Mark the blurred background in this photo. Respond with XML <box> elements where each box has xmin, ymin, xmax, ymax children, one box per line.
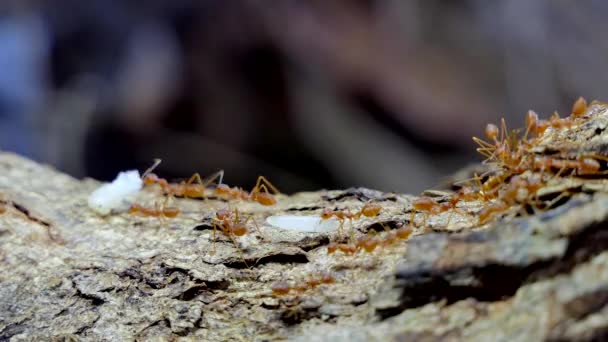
<box><xmin>0</xmin><ymin>0</ymin><xmax>602</xmax><ymax>194</ymax></box>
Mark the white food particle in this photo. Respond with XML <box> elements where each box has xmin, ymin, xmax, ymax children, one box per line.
<box><xmin>87</xmin><ymin>170</ymin><xmax>143</xmax><ymax>215</ymax></box>
<box><xmin>265</xmin><ymin>215</ymin><xmax>339</xmax><ymax>233</ymax></box>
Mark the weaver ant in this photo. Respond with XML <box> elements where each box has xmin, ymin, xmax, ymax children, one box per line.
<box><xmin>211</xmin><ymin>207</ymin><xmax>261</xmax><ymax>255</ymax></box>
<box><xmin>326</xmin><ymin>224</ymin><xmax>412</xmax><ymax>255</ymax></box>
<box><xmin>320</xmin><ymin>201</ymin><xmax>382</xmax><ymax>237</ymax></box>
<box><xmin>128</xmin><ymin>194</ymin><xmax>181</xmax><ymax>220</ymax></box>
<box><xmin>409</xmin><ymin>195</ymin><xmax>465</xmax><ymax>227</ymax></box>
<box><xmin>214</xmin><ymin>176</ymin><xmax>281</xmax><ymax>206</ymax></box>
<box><xmin>271</xmin><ymin>273</ymin><xmax>335</xmax><ymax>296</ymax></box>
<box><xmin>478</xmin><ymin>174</ymin><xmax>544</xmax><ymax>224</ymax></box>
<box><xmin>141</xmin><ymin>159</ymin><xmax>226</xmax><ymax>200</ymax></box>
<box><xmin>128</xmin><ymin>203</ymin><xmax>180</xmax><ymax>218</ymax></box>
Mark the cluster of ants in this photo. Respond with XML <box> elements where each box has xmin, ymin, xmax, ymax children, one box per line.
<box><xmin>409</xmin><ymin>96</ymin><xmax>607</xmax><ymax>229</ymax></box>
<box><xmin>127</xmin><ymin>161</ymin><xmax>395</xmax><ymax>297</ymax></box>
<box><xmin>129</xmin><ymin>97</ymin><xmax>606</xmax><ymax>299</ymax></box>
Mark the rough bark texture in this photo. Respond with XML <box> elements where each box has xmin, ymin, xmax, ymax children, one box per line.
<box><xmin>3</xmin><ymin>103</ymin><xmax>608</xmax><ymax>341</ymax></box>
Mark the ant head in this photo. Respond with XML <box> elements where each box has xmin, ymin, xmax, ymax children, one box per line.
<box><xmin>572</xmin><ymin>96</ymin><xmax>587</xmax><ymax>117</ymax></box>
<box><xmin>216</xmin><ymin>208</ymin><xmax>231</xmax><ymax>220</ymax></box>
<box><xmin>485</xmin><ymin>123</ymin><xmax>499</xmax><ymax>141</ymax></box>
<box><xmin>320</xmin><ymin>209</ymin><xmax>333</xmax><ymax>220</ymax></box>
<box><xmin>579</xmin><ymin>158</ymin><xmax>600</xmax><ymax>175</ymax></box>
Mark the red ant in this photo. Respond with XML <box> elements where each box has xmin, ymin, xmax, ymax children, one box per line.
<box><xmin>128</xmin><ymin>203</ymin><xmax>180</xmax><ymax>218</ymax></box>
<box><xmin>128</xmin><ymin>193</ymin><xmax>181</xmax><ymax>220</ymax></box>
<box><xmin>321</xmin><ymin>201</ymin><xmax>382</xmax><ymax>237</ymax></box>
<box><xmin>410</xmin><ymin>196</ymin><xmax>462</xmax><ymax>227</ymax></box>
<box><xmin>142</xmin><ymin>159</ymin><xmax>224</xmax><ymax>200</ymax></box>
<box><xmin>214</xmin><ymin>176</ymin><xmax>281</xmax><ymax>206</ymax></box>
<box><xmin>271</xmin><ymin>273</ymin><xmax>335</xmax><ymax>296</ymax></box>
<box><xmin>211</xmin><ymin>207</ymin><xmax>261</xmax><ymax>255</ymax></box>
<box><xmin>379</xmin><ymin>224</ymin><xmax>413</xmax><ymax>247</ymax></box>
<box><xmin>532</xmin><ymin>156</ymin><xmax>602</xmax><ymax>177</ymax></box>
<box><xmin>326</xmin><ymin>224</ymin><xmax>412</xmax><ymax>255</ymax></box>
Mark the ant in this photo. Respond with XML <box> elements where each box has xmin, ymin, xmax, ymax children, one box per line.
<box><xmin>271</xmin><ymin>273</ymin><xmax>335</xmax><ymax>296</ymax></box>
<box><xmin>128</xmin><ymin>203</ymin><xmax>180</xmax><ymax>218</ymax></box>
<box><xmin>214</xmin><ymin>176</ymin><xmax>281</xmax><ymax>206</ymax></box>
<box><xmin>321</xmin><ymin>201</ymin><xmax>382</xmax><ymax>237</ymax></box>
<box><xmin>572</xmin><ymin>96</ymin><xmax>588</xmax><ymax>117</ymax></box>
<box><xmin>128</xmin><ymin>194</ymin><xmax>181</xmax><ymax>220</ymax></box>
<box><xmin>478</xmin><ymin>174</ymin><xmax>544</xmax><ymax>224</ymax></box>
<box><xmin>410</xmin><ymin>196</ymin><xmax>463</xmax><ymax>227</ymax></box>
<box><xmin>326</xmin><ymin>224</ymin><xmax>412</xmax><ymax>255</ymax></box>
<box><xmin>379</xmin><ymin>224</ymin><xmax>413</xmax><ymax>247</ymax></box>
<box><xmin>211</xmin><ymin>207</ymin><xmax>261</xmax><ymax>255</ymax></box>
<box><xmin>249</xmin><ymin>176</ymin><xmax>281</xmax><ymax>206</ymax></box>
<box><xmin>327</xmin><ymin>242</ymin><xmax>357</xmax><ymax>255</ymax></box>
<box><xmin>141</xmin><ymin>159</ymin><xmax>225</xmax><ymax>200</ymax></box>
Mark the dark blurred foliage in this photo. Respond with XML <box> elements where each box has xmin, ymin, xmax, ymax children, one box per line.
<box><xmin>0</xmin><ymin>1</ymin><xmax>603</xmax><ymax>193</ymax></box>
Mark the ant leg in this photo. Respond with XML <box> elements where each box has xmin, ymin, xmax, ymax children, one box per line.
<box><xmin>233</xmin><ymin>207</ymin><xmax>240</xmax><ymax>225</ymax></box>
<box><xmin>337</xmin><ymin>219</ymin><xmax>345</xmax><ymax>239</ymax></box>
<box><xmin>380</xmin><ymin>222</ymin><xmax>391</xmax><ymax>233</ymax></box>
<box><xmin>543</xmin><ymin>191</ymin><xmax>571</xmax><ymax>211</ymax></box>
<box><xmin>243</xmin><ymin>214</ymin><xmax>265</xmax><ymax>239</ymax></box>
<box><xmin>202</xmin><ymin>170</ymin><xmax>225</xmax><ymax>187</ymax></box>
<box><xmin>226</xmin><ymin>231</ymin><xmax>249</xmax><ymax>269</ymax></box>
<box><xmin>253</xmin><ymin>176</ymin><xmax>281</xmax><ymax>194</ymax></box>
<box><xmin>211</xmin><ymin>221</ymin><xmax>219</xmax><ymax>255</ymax></box>
<box><xmin>409</xmin><ymin>210</ymin><xmax>416</xmax><ymax>228</ymax></box>
<box><xmin>155</xmin><ymin>199</ymin><xmax>165</xmax><ymax>227</ymax></box>
<box><xmin>446</xmin><ymin>208</ymin><xmax>456</xmax><ymax>227</ymax></box>
<box><xmin>186</xmin><ymin>173</ymin><xmax>204</xmax><ymax>186</ymax></box>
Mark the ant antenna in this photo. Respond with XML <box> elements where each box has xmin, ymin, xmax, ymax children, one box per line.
<box><xmin>142</xmin><ymin>159</ymin><xmax>162</xmax><ymax>179</ymax></box>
